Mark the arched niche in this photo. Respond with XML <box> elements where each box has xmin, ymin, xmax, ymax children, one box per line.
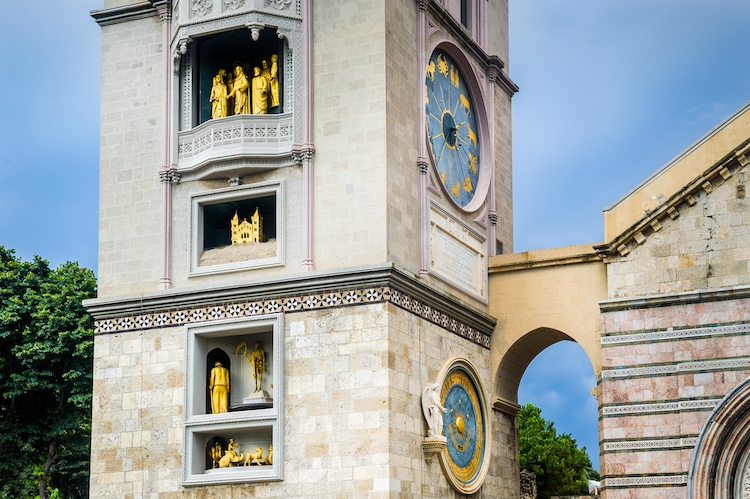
<box><xmin>205</xmin><ymin>348</ymin><xmax>231</xmax><ymax>414</ymax></box>
<box><xmin>688</xmin><ymin>376</ymin><xmax>750</xmax><ymax>499</ymax></box>
<box><xmin>205</xmin><ymin>436</ymin><xmax>229</xmax><ymax>470</ymax></box>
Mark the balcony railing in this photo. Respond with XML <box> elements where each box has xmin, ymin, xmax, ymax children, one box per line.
<box><xmin>177</xmin><ymin>113</ymin><xmax>294</xmax><ymax>173</ymax></box>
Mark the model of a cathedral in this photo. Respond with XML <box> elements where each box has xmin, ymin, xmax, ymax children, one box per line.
<box><xmin>231</xmin><ymin>209</ymin><xmax>265</xmax><ymax>245</ymax></box>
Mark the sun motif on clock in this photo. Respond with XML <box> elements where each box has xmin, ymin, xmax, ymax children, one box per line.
<box><xmin>425</xmin><ymin>49</ymin><xmax>480</xmax><ymax>209</ymax></box>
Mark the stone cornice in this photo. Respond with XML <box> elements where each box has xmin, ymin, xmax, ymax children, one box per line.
<box><xmin>426</xmin><ymin>2</ymin><xmax>518</xmax><ymax>96</ymax></box>
<box><xmin>91</xmin><ymin>2</ymin><xmax>157</xmax><ymax>26</ymax></box>
<box><xmin>599</xmin><ymin>285</ymin><xmax>750</xmax><ymax>312</ymax></box>
<box><xmin>488</xmin><ymin>244</ymin><xmax>602</xmax><ymax>273</ymax></box>
<box><xmin>84</xmin><ymin>263</ymin><xmax>496</xmax><ymax>347</ymax></box>
<box><xmin>595</xmin><ymin>138</ymin><xmax>750</xmax><ymax>259</ymax></box>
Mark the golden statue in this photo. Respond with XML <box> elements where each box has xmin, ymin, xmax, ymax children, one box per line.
<box><xmin>244</xmin><ymin>447</ymin><xmax>264</xmax><ymax>466</ymax></box>
<box><xmin>260</xmin><ymin>59</ymin><xmax>271</xmax><ymax>86</ymax></box>
<box><xmin>266</xmin><ymin>445</ymin><xmax>273</xmax><ymax>465</ymax></box>
<box><xmin>226</xmin><ymin>70</ymin><xmax>235</xmax><ymax>116</ymax></box>
<box><xmin>218</xmin><ymin>439</ymin><xmax>244</xmax><ymax>468</ymax></box>
<box><xmin>210</xmin><ymin>442</ymin><xmax>223</xmax><ymax>468</ymax></box>
<box><xmin>209</xmin><ymin>74</ymin><xmax>228</xmax><ymax>119</ymax></box>
<box><xmin>251</xmin><ymin>66</ymin><xmax>269</xmax><ymax>115</ymax></box>
<box><xmin>269</xmin><ymin>54</ymin><xmax>280</xmax><ymax>109</ymax></box>
<box><xmin>236</xmin><ymin>341</ymin><xmax>265</xmax><ymax>393</ymax></box>
<box><xmin>228</xmin><ymin>65</ymin><xmax>250</xmax><ymax>115</ymax></box>
<box><xmin>209</xmin><ymin>361</ymin><xmax>229</xmax><ymax>414</ymax></box>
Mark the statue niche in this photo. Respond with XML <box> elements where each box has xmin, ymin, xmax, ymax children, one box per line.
<box><xmin>197</xmin><ymin>28</ymin><xmax>283</xmax><ymax>125</ymax></box>
<box><xmin>206</xmin><ymin>349</ymin><xmax>231</xmax><ymax>414</ymax></box>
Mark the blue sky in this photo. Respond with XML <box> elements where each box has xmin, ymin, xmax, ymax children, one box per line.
<box><xmin>3</xmin><ymin>0</ymin><xmax>750</xmax><ymax>474</ymax></box>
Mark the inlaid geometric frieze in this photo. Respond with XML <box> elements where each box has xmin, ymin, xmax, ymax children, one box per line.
<box><xmin>600</xmin><ymin>398</ymin><xmax>721</xmax><ymax>417</ymax></box>
<box><xmin>602</xmin><ymin>322</ymin><xmax>750</xmax><ymax>347</ymax></box>
<box><xmin>604</xmin><ymin>474</ymin><xmax>687</xmax><ymax>488</ymax></box>
<box><xmin>601</xmin><ymin>357</ymin><xmax>750</xmax><ymax>380</ymax></box>
<box><xmin>93</xmin><ymin>284</ymin><xmax>492</xmax><ymax>348</ymax></box>
<box><xmin>602</xmin><ymin>436</ymin><xmax>698</xmax><ymax>453</ymax></box>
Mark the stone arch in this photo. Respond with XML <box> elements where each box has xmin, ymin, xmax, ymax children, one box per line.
<box><xmin>494</xmin><ymin>326</ymin><xmax>576</xmax><ymax>405</ymax></box>
<box><xmin>688</xmin><ymin>376</ymin><xmax>750</xmax><ymax>499</ymax></box>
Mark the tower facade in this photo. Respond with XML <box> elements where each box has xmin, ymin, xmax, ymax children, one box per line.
<box><xmin>87</xmin><ymin>0</ymin><xmax>517</xmax><ymax>497</ymax></box>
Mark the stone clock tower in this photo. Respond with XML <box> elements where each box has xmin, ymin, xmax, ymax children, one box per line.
<box><xmin>87</xmin><ymin>0</ymin><xmax>517</xmax><ymax>496</ymax></box>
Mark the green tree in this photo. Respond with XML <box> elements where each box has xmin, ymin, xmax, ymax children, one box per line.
<box><xmin>518</xmin><ymin>403</ymin><xmax>593</xmax><ymax>499</ymax></box>
<box><xmin>0</xmin><ymin>247</ymin><xmax>96</xmax><ymax>499</ymax></box>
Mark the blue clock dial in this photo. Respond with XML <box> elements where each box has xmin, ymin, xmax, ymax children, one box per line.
<box><xmin>425</xmin><ymin>49</ymin><xmax>480</xmax><ymax>208</ymax></box>
<box><xmin>441</xmin><ymin>366</ymin><xmax>486</xmax><ymax>486</ymax></box>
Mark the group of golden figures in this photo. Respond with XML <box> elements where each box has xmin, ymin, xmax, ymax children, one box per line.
<box><xmin>210</xmin><ymin>439</ymin><xmax>273</xmax><ymax>468</ymax></box>
<box><xmin>209</xmin><ymin>55</ymin><xmax>280</xmax><ymax>119</ymax></box>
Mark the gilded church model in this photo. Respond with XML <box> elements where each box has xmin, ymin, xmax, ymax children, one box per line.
<box><xmin>230</xmin><ymin>209</ymin><xmax>265</xmax><ymax>245</ymax></box>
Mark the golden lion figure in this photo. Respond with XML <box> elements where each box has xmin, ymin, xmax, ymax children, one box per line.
<box><xmin>244</xmin><ymin>447</ymin><xmax>264</xmax><ymax>466</ymax></box>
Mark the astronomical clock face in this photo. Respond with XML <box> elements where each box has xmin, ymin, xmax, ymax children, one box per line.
<box><xmin>441</xmin><ymin>365</ymin><xmax>487</xmax><ymax>490</ymax></box>
<box><xmin>425</xmin><ymin>49</ymin><xmax>480</xmax><ymax>209</ymax></box>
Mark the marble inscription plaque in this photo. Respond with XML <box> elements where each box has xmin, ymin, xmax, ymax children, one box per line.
<box><xmin>429</xmin><ymin>205</ymin><xmax>486</xmax><ymax>299</ymax></box>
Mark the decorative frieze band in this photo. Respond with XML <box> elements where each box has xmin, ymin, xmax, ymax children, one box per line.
<box><xmin>88</xmin><ymin>266</ymin><xmax>494</xmax><ymax>348</ymax></box>
<box><xmin>602</xmin><ymin>323</ymin><xmax>750</xmax><ymax>347</ymax></box>
<box><xmin>601</xmin><ymin>357</ymin><xmax>750</xmax><ymax>380</ymax></box>
<box><xmin>604</xmin><ymin>474</ymin><xmax>687</xmax><ymax>488</ymax></box>
<box><xmin>601</xmin><ymin>398</ymin><xmax>720</xmax><ymax>417</ymax></box>
<box><xmin>602</xmin><ymin>436</ymin><xmax>697</xmax><ymax>453</ymax></box>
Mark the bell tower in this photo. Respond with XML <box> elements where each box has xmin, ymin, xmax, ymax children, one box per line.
<box><xmin>88</xmin><ymin>0</ymin><xmax>517</xmax><ymax>496</ymax></box>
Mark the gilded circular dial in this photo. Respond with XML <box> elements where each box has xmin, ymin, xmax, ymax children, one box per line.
<box><xmin>441</xmin><ymin>366</ymin><xmax>486</xmax><ymax>488</ymax></box>
<box><xmin>425</xmin><ymin>49</ymin><xmax>480</xmax><ymax>209</ymax></box>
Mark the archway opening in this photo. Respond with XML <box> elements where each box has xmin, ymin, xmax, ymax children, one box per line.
<box><xmin>518</xmin><ymin>340</ymin><xmax>599</xmax><ymax>471</ymax></box>
<box><xmin>496</xmin><ymin>328</ymin><xmax>599</xmax><ymax>497</ymax></box>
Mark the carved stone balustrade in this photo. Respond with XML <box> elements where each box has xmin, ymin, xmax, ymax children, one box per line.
<box><xmin>177</xmin><ymin>114</ymin><xmax>294</xmax><ymax>176</ymax></box>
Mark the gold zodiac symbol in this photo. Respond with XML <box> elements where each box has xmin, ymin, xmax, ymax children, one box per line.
<box><xmin>463</xmin><ymin>176</ymin><xmax>473</xmax><ymax>193</ymax></box>
<box><xmin>468</xmin><ymin>152</ymin><xmax>477</xmax><ymax>174</ymax></box>
<box><xmin>426</xmin><ymin>61</ymin><xmax>436</xmax><ymax>81</ymax></box>
<box><xmin>437</xmin><ymin>54</ymin><xmax>449</xmax><ymax>77</ymax></box>
<box><xmin>450</xmin><ymin>65</ymin><xmax>460</xmax><ymax>88</ymax></box>
<box><xmin>467</xmin><ymin>124</ymin><xmax>477</xmax><ymax>148</ymax></box>
<box><xmin>451</xmin><ymin>182</ymin><xmax>460</xmax><ymax>197</ymax></box>
<box><xmin>459</xmin><ymin>93</ymin><xmax>470</xmax><ymax>114</ymax></box>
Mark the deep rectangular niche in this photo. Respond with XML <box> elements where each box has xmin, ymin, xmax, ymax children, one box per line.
<box><xmin>191</xmin><ymin>28</ymin><xmax>284</xmax><ymax>127</ymax></box>
<box><xmin>191</xmin><ymin>181</ymin><xmax>284</xmax><ymax>276</ymax></box>
<box><xmin>183</xmin><ymin>315</ymin><xmax>284</xmax><ymax>486</ymax></box>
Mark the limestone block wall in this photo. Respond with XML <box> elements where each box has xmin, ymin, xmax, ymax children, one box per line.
<box><xmin>486</xmin><ymin>0</ymin><xmax>510</xmax><ymax>70</ymax></box>
<box><xmin>98</xmin><ymin>15</ymin><xmax>164</xmax><ymax>297</ymax></box>
<box><xmin>493</xmin><ymin>82</ymin><xmax>513</xmax><ymax>254</ymax></box>
<box><xmin>607</xmin><ymin>164</ymin><xmax>750</xmax><ymax>299</ymax></box>
<box><xmin>384</xmin><ymin>0</ymin><xmax>420</xmax><ymax>272</ymax></box>
<box><xmin>312</xmin><ymin>0</ymin><xmax>389</xmax><ymax>271</ymax></box>
<box><xmin>90</xmin><ymin>297</ymin><xmax>510</xmax><ymax>498</ymax></box>
<box><xmin>599</xmin><ymin>296</ymin><xmax>750</xmax><ymax>498</ymax></box>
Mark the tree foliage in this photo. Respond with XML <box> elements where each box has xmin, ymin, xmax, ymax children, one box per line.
<box><xmin>0</xmin><ymin>247</ymin><xmax>96</xmax><ymax>499</ymax></box>
<box><xmin>518</xmin><ymin>403</ymin><xmax>593</xmax><ymax>499</ymax></box>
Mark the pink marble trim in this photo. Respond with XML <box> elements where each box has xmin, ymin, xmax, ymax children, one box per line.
<box><xmin>300</xmin><ymin>0</ymin><xmax>314</xmax><ymax>272</ymax></box>
<box><xmin>157</xmin><ymin>4</ymin><xmax>174</xmax><ymax>290</ymax></box>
